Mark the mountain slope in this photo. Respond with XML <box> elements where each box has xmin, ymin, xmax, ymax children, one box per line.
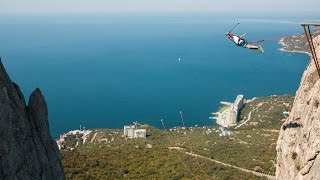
<box><xmin>276</xmin><ymin>36</ymin><xmax>320</xmax><ymax>179</ymax></box>
<box><xmin>0</xmin><ymin>58</ymin><xmax>65</xmax><ymax>180</ymax></box>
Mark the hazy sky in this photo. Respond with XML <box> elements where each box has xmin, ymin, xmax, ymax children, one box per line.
<box><xmin>0</xmin><ymin>0</ymin><xmax>319</xmax><ymax>13</ymax></box>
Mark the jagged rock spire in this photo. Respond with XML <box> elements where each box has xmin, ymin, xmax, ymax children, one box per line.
<box><xmin>0</xmin><ymin>58</ymin><xmax>65</xmax><ymax>180</ymax></box>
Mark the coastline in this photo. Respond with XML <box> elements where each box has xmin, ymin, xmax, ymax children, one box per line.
<box><xmin>278</xmin><ymin>29</ymin><xmax>320</xmax><ymax>56</ymax></box>
<box><xmin>278</xmin><ymin>38</ymin><xmax>310</xmax><ymax>56</ymax></box>
<box><xmin>55</xmin><ymin>34</ymin><xmax>308</xmax><ymax>139</ymax></box>
<box><xmin>60</xmin><ymin>95</ymin><xmax>294</xmax><ymax>178</ymax></box>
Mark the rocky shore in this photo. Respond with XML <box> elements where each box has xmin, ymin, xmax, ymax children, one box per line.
<box><xmin>278</xmin><ymin>29</ymin><xmax>320</xmax><ymax>55</ymax></box>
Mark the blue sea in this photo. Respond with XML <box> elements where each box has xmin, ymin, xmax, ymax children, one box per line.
<box><xmin>0</xmin><ymin>13</ymin><xmax>312</xmax><ymax>138</ymax></box>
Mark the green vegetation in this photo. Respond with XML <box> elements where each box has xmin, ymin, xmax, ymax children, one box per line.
<box><xmin>218</xmin><ymin>105</ymin><xmax>229</xmax><ymax>113</ymax></box>
<box><xmin>61</xmin><ymin>95</ymin><xmax>294</xmax><ymax>179</ymax></box>
<box><xmin>239</xmin><ymin>95</ymin><xmax>294</xmax><ymax>130</ymax></box>
<box><xmin>281</xmin><ymin>29</ymin><xmax>320</xmax><ymax>53</ymax></box>
<box><xmin>61</xmin><ymin>127</ymin><xmax>264</xmax><ymax>179</ymax></box>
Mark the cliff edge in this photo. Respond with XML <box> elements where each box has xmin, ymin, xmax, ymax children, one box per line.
<box><xmin>0</xmin><ymin>58</ymin><xmax>65</xmax><ymax>179</ymax></box>
<box><xmin>276</xmin><ymin>36</ymin><xmax>320</xmax><ymax>179</ymax></box>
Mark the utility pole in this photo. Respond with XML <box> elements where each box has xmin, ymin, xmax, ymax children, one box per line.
<box><xmin>180</xmin><ymin>111</ymin><xmax>186</xmax><ymax>128</ymax></box>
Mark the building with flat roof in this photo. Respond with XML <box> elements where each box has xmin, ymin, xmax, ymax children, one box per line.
<box><xmin>124</xmin><ymin>125</ymin><xmax>136</xmax><ymax>138</ymax></box>
<box><xmin>134</xmin><ymin>129</ymin><xmax>147</xmax><ymax>138</ymax></box>
<box><xmin>211</xmin><ymin>94</ymin><xmax>245</xmax><ymax>127</ymax></box>
<box><xmin>124</xmin><ymin>123</ymin><xmax>147</xmax><ymax>138</ymax></box>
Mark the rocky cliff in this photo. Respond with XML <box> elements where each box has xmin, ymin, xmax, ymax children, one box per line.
<box><xmin>276</xmin><ymin>36</ymin><xmax>320</xmax><ymax>179</ymax></box>
<box><xmin>0</xmin><ymin>58</ymin><xmax>65</xmax><ymax>180</ymax></box>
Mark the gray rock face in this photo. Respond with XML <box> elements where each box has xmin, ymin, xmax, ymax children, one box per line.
<box><xmin>276</xmin><ymin>37</ymin><xmax>320</xmax><ymax>179</ymax></box>
<box><xmin>0</xmin><ymin>58</ymin><xmax>65</xmax><ymax>180</ymax></box>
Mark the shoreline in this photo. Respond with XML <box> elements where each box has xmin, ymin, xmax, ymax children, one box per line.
<box><xmin>55</xmin><ymin>36</ymin><xmax>305</xmax><ymax>140</ymax></box>
<box><xmin>278</xmin><ymin>37</ymin><xmax>310</xmax><ymax>56</ymax></box>
<box><xmin>278</xmin><ymin>48</ymin><xmax>310</xmax><ymax>56</ymax></box>
<box><xmin>56</xmin><ymin>94</ymin><xmax>294</xmax><ymax>140</ymax></box>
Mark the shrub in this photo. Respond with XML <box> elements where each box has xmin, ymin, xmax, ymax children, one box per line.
<box><xmin>291</xmin><ymin>152</ymin><xmax>298</xmax><ymax>160</ymax></box>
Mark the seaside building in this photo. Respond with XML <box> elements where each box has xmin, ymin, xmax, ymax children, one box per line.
<box><xmin>123</xmin><ymin>123</ymin><xmax>147</xmax><ymax>138</ymax></box>
<box><xmin>134</xmin><ymin>129</ymin><xmax>147</xmax><ymax>138</ymax></box>
<box><xmin>124</xmin><ymin>125</ymin><xmax>136</xmax><ymax>138</ymax></box>
<box><xmin>211</xmin><ymin>94</ymin><xmax>245</xmax><ymax>127</ymax></box>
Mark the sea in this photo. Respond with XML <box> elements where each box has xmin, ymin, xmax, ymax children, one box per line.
<box><xmin>0</xmin><ymin>12</ymin><xmax>315</xmax><ymax>138</ymax></box>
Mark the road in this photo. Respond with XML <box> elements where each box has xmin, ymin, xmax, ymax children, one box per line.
<box><xmin>168</xmin><ymin>147</ymin><xmax>276</xmax><ymax>180</ymax></box>
<box><xmin>235</xmin><ymin>102</ymin><xmax>265</xmax><ymax>129</ymax></box>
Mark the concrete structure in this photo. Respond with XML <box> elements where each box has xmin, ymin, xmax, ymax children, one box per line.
<box><xmin>219</xmin><ymin>130</ymin><xmax>234</xmax><ymax>136</ymax></box>
<box><xmin>124</xmin><ymin>125</ymin><xmax>135</xmax><ymax>138</ymax></box>
<box><xmin>134</xmin><ymin>129</ymin><xmax>147</xmax><ymax>138</ymax></box>
<box><xmin>211</xmin><ymin>94</ymin><xmax>245</xmax><ymax>127</ymax></box>
<box><xmin>123</xmin><ymin>124</ymin><xmax>147</xmax><ymax>138</ymax></box>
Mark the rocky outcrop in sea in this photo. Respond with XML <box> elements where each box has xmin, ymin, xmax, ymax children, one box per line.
<box><xmin>0</xmin><ymin>58</ymin><xmax>65</xmax><ymax>180</ymax></box>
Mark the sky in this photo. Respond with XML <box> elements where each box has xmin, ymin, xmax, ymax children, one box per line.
<box><xmin>0</xmin><ymin>0</ymin><xmax>319</xmax><ymax>14</ymax></box>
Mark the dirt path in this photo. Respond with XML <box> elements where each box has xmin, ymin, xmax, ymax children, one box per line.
<box><xmin>235</xmin><ymin>102</ymin><xmax>265</xmax><ymax>129</ymax></box>
<box><xmin>168</xmin><ymin>147</ymin><xmax>275</xmax><ymax>180</ymax></box>
<box><xmin>90</xmin><ymin>132</ymin><xmax>98</xmax><ymax>143</ymax></box>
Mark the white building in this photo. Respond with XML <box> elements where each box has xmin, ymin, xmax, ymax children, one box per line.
<box><xmin>124</xmin><ymin>125</ymin><xmax>136</xmax><ymax>138</ymax></box>
<box><xmin>134</xmin><ymin>129</ymin><xmax>147</xmax><ymax>138</ymax></box>
<box><xmin>124</xmin><ymin>124</ymin><xmax>147</xmax><ymax>138</ymax></box>
<box><xmin>211</xmin><ymin>94</ymin><xmax>245</xmax><ymax>127</ymax></box>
